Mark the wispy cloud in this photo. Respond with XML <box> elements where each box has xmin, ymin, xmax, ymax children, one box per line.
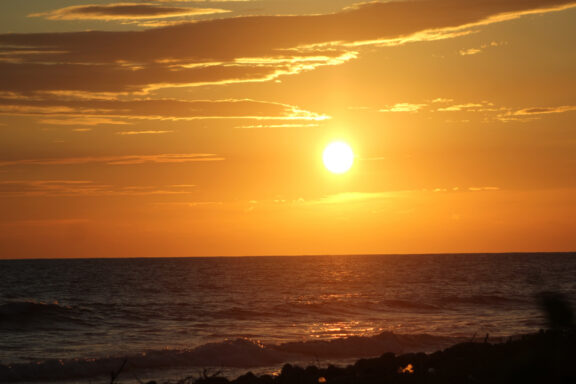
<box><xmin>377</xmin><ymin>100</ymin><xmax>498</xmax><ymax>114</ymax></box>
<box><xmin>0</xmin><ymin>154</ymin><xmax>224</xmax><ymax>167</ymax></box>
<box><xmin>436</xmin><ymin>102</ymin><xmax>498</xmax><ymax>112</ymax></box>
<box><xmin>247</xmin><ymin>187</ymin><xmax>504</xmax><ymax>208</ymax></box>
<box><xmin>0</xmin><ymin>50</ymin><xmax>356</xmax><ymax>94</ymax></box>
<box><xmin>459</xmin><ymin>48</ymin><xmax>482</xmax><ymax>56</ymax></box>
<box><xmin>116</xmin><ymin>130</ymin><xmax>174</xmax><ymax>135</ymax></box>
<box><xmin>0</xmin><ymin>180</ymin><xmax>198</xmax><ymax>197</ymax></box>
<box><xmin>235</xmin><ymin>123</ymin><xmax>320</xmax><ymax>129</ymax></box>
<box><xmin>4</xmin><ymin>218</ymin><xmax>93</xmax><ymax>227</ymax></box>
<box><xmin>38</xmin><ymin>117</ymin><xmax>131</xmax><ymax>126</ymax></box>
<box><xmin>510</xmin><ymin>105</ymin><xmax>576</xmax><ymax>116</ymax></box>
<box><xmin>459</xmin><ymin>41</ymin><xmax>506</xmax><ymax>56</ymax></box>
<box><xmin>497</xmin><ymin>105</ymin><xmax>576</xmax><ymax>122</ymax></box>
<box><xmin>1</xmin><ymin>0</ymin><xmax>573</xmax><ymax>97</ymax></box>
<box><xmin>304</xmin><ymin>192</ymin><xmax>395</xmax><ymax>205</ymax></box>
<box><xmin>375</xmin><ymin>98</ymin><xmax>576</xmax><ymax>123</ymax></box>
<box><xmin>379</xmin><ymin>103</ymin><xmax>427</xmax><ymax>113</ymax></box>
<box><xmin>0</xmin><ymin>97</ymin><xmax>329</xmax><ymax>122</ymax></box>
<box><xmin>30</xmin><ymin>3</ymin><xmax>229</xmax><ymax>21</ymax></box>
<box><xmin>153</xmin><ymin>201</ymin><xmax>225</xmax><ymax>209</ymax></box>
<box><xmin>467</xmin><ymin>186</ymin><xmax>500</xmax><ymax>191</ymax></box>
<box><xmin>149</xmin><ymin>0</ymin><xmax>250</xmax><ymax>2</ymax></box>
<box><xmin>300</xmin><ymin>188</ymin><xmax>498</xmax><ymax>206</ymax></box>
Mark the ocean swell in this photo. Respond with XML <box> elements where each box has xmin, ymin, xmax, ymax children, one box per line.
<box><xmin>0</xmin><ymin>300</ymin><xmax>88</xmax><ymax>329</ymax></box>
<box><xmin>0</xmin><ymin>332</ymin><xmax>465</xmax><ymax>382</ymax></box>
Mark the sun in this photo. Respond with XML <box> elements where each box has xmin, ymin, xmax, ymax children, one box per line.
<box><xmin>323</xmin><ymin>141</ymin><xmax>354</xmax><ymax>174</ymax></box>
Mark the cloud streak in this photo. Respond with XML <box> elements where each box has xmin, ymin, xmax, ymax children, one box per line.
<box><xmin>379</xmin><ymin>103</ymin><xmax>426</xmax><ymax>113</ymax></box>
<box><xmin>0</xmin><ymin>154</ymin><xmax>224</xmax><ymax>167</ymax></box>
<box><xmin>116</xmin><ymin>130</ymin><xmax>174</xmax><ymax>135</ymax></box>
<box><xmin>235</xmin><ymin>123</ymin><xmax>320</xmax><ymax>129</ymax></box>
<box><xmin>1</xmin><ymin>0</ymin><xmax>574</xmax><ymax>97</ymax></box>
<box><xmin>30</xmin><ymin>3</ymin><xmax>229</xmax><ymax>21</ymax></box>
<box><xmin>0</xmin><ymin>97</ymin><xmax>328</xmax><ymax>122</ymax></box>
<box><xmin>38</xmin><ymin>117</ymin><xmax>131</xmax><ymax>126</ymax></box>
<box><xmin>498</xmin><ymin>105</ymin><xmax>576</xmax><ymax>122</ymax></box>
<box><xmin>376</xmin><ymin>99</ymin><xmax>576</xmax><ymax>123</ymax></box>
<box><xmin>149</xmin><ymin>0</ymin><xmax>250</xmax><ymax>2</ymax></box>
<box><xmin>459</xmin><ymin>41</ymin><xmax>505</xmax><ymax>56</ymax></box>
<box><xmin>0</xmin><ymin>180</ymin><xmax>198</xmax><ymax>197</ymax></box>
<box><xmin>511</xmin><ymin>105</ymin><xmax>576</xmax><ymax>116</ymax></box>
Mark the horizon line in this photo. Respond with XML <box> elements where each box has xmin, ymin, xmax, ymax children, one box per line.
<box><xmin>1</xmin><ymin>251</ymin><xmax>575</xmax><ymax>261</ymax></box>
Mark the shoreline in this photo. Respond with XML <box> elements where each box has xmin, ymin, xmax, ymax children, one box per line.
<box><xmin>2</xmin><ymin>330</ymin><xmax>574</xmax><ymax>383</ymax></box>
<box><xmin>195</xmin><ymin>330</ymin><xmax>576</xmax><ymax>384</ymax></box>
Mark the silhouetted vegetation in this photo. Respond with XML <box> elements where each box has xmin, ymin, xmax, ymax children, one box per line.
<box><xmin>539</xmin><ymin>291</ymin><xmax>575</xmax><ymax>331</ymax></box>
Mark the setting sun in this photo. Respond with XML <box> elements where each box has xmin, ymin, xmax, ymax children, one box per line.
<box><xmin>323</xmin><ymin>141</ymin><xmax>354</xmax><ymax>174</ymax></box>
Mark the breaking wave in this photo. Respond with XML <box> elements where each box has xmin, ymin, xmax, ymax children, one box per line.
<box><xmin>441</xmin><ymin>294</ymin><xmax>528</xmax><ymax>307</ymax></box>
<box><xmin>0</xmin><ymin>331</ymin><xmax>466</xmax><ymax>382</ymax></box>
<box><xmin>0</xmin><ymin>300</ymin><xmax>89</xmax><ymax>329</ymax></box>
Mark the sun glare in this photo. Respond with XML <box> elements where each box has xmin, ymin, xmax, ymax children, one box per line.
<box><xmin>323</xmin><ymin>141</ymin><xmax>354</xmax><ymax>174</ymax></box>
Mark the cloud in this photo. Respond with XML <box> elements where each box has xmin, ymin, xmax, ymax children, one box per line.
<box><xmin>305</xmin><ymin>192</ymin><xmax>395</xmax><ymax>205</ymax></box>
<box><xmin>313</xmin><ymin>187</ymin><xmax>501</xmax><ymax>203</ymax></box>
<box><xmin>116</xmin><ymin>130</ymin><xmax>174</xmax><ymax>135</ymax></box>
<box><xmin>377</xmin><ymin>100</ymin><xmax>499</xmax><ymax>114</ymax></box>
<box><xmin>153</xmin><ymin>201</ymin><xmax>225</xmax><ymax>209</ymax></box>
<box><xmin>38</xmin><ymin>117</ymin><xmax>131</xmax><ymax>126</ymax></box>
<box><xmin>432</xmin><ymin>98</ymin><xmax>454</xmax><ymax>103</ymax></box>
<box><xmin>241</xmin><ymin>187</ymin><xmax>505</xmax><ymax>210</ymax></box>
<box><xmin>1</xmin><ymin>0</ymin><xmax>574</xmax><ymax>96</ymax></box>
<box><xmin>0</xmin><ymin>154</ymin><xmax>224</xmax><ymax>167</ymax></box>
<box><xmin>0</xmin><ymin>97</ymin><xmax>328</xmax><ymax>122</ymax></box>
<box><xmin>379</xmin><ymin>103</ymin><xmax>426</xmax><ymax>113</ymax></box>
<box><xmin>459</xmin><ymin>48</ymin><xmax>482</xmax><ymax>56</ymax></box>
<box><xmin>149</xmin><ymin>0</ymin><xmax>250</xmax><ymax>2</ymax></box>
<box><xmin>235</xmin><ymin>123</ymin><xmax>321</xmax><ymax>129</ymax></box>
<box><xmin>436</xmin><ymin>102</ymin><xmax>498</xmax><ymax>112</ymax></box>
<box><xmin>511</xmin><ymin>105</ymin><xmax>576</xmax><ymax>116</ymax></box>
<box><xmin>369</xmin><ymin>98</ymin><xmax>576</xmax><ymax>123</ymax></box>
<box><xmin>467</xmin><ymin>186</ymin><xmax>500</xmax><ymax>191</ymax></box>
<box><xmin>459</xmin><ymin>41</ymin><xmax>506</xmax><ymax>56</ymax></box>
<box><xmin>0</xmin><ymin>52</ymin><xmax>355</xmax><ymax>94</ymax></box>
<box><xmin>30</xmin><ymin>3</ymin><xmax>229</xmax><ymax>21</ymax></box>
<box><xmin>5</xmin><ymin>219</ymin><xmax>93</xmax><ymax>226</ymax></box>
<box><xmin>0</xmin><ymin>180</ymin><xmax>198</xmax><ymax>197</ymax></box>
<box><xmin>497</xmin><ymin>105</ymin><xmax>576</xmax><ymax>122</ymax></box>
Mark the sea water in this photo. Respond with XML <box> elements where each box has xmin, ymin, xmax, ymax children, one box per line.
<box><xmin>1</xmin><ymin>253</ymin><xmax>575</xmax><ymax>382</ymax></box>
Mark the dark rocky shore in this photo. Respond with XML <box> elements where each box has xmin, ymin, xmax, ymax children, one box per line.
<box><xmin>182</xmin><ymin>291</ymin><xmax>576</xmax><ymax>384</ymax></box>
<box><xmin>191</xmin><ymin>330</ymin><xmax>576</xmax><ymax>384</ymax></box>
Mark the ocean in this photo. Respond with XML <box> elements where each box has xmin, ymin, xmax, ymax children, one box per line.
<box><xmin>1</xmin><ymin>253</ymin><xmax>575</xmax><ymax>383</ymax></box>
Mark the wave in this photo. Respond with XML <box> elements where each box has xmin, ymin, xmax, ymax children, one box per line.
<box><xmin>441</xmin><ymin>295</ymin><xmax>528</xmax><ymax>307</ymax></box>
<box><xmin>271</xmin><ymin>294</ymin><xmax>524</xmax><ymax>316</ymax></box>
<box><xmin>277</xmin><ymin>331</ymin><xmax>464</xmax><ymax>357</ymax></box>
<box><xmin>207</xmin><ymin>295</ymin><xmax>521</xmax><ymax>323</ymax></box>
<box><xmin>381</xmin><ymin>299</ymin><xmax>441</xmax><ymax>311</ymax></box>
<box><xmin>270</xmin><ymin>300</ymin><xmax>410</xmax><ymax>317</ymax></box>
<box><xmin>0</xmin><ymin>294</ymin><xmax>527</xmax><ymax>332</ymax></box>
<box><xmin>0</xmin><ymin>332</ymin><xmax>466</xmax><ymax>382</ymax></box>
<box><xmin>0</xmin><ymin>300</ymin><xmax>88</xmax><ymax>329</ymax></box>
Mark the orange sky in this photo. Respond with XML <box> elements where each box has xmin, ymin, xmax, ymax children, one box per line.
<box><xmin>1</xmin><ymin>0</ymin><xmax>575</xmax><ymax>258</ymax></box>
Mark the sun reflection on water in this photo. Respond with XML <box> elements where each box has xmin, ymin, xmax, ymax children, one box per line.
<box><xmin>307</xmin><ymin>321</ymin><xmax>382</xmax><ymax>339</ymax></box>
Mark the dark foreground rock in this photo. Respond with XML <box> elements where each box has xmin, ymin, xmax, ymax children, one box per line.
<box><xmin>193</xmin><ymin>330</ymin><xmax>576</xmax><ymax>384</ymax></box>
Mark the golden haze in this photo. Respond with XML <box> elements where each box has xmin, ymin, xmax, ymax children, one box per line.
<box><xmin>0</xmin><ymin>0</ymin><xmax>575</xmax><ymax>257</ymax></box>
